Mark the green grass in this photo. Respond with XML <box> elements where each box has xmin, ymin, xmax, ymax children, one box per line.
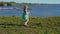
<box><xmin>0</xmin><ymin>16</ymin><xmax>60</xmax><ymax>34</ymax></box>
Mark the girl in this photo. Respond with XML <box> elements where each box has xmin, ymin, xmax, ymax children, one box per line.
<box><xmin>14</xmin><ymin>5</ymin><xmax>31</xmax><ymax>26</ymax></box>
<box><xmin>23</xmin><ymin>5</ymin><xmax>30</xmax><ymax>26</ymax></box>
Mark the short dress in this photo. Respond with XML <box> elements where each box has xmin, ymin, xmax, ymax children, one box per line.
<box><xmin>22</xmin><ymin>13</ymin><xmax>28</xmax><ymax>20</ymax></box>
<box><xmin>22</xmin><ymin>9</ymin><xmax>29</xmax><ymax>20</ymax></box>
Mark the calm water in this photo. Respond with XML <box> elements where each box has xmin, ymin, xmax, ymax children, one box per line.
<box><xmin>0</xmin><ymin>4</ymin><xmax>60</xmax><ymax>17</ymax></box>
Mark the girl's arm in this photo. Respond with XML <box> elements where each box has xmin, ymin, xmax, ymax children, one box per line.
<box><xmin>28</xmin><ymin>8</ymin><xmax>32</xmax><ymax>10</ymax></box>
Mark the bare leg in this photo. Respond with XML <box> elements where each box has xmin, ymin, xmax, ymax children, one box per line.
<box><xmin>24</xmin><ymin>19</ymin><xmax>29</xmax><ymax>26</ymax></box>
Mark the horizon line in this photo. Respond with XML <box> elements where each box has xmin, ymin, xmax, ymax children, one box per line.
<box><xmin>0</xmin><ymin>1</ymin><xmax>60</xmax><ymax>4</ymax></box>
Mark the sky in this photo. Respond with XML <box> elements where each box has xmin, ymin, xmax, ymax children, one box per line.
<box><xmin>0</xmin><ymin>0</ymin><xmax>60</xmax><ymax>4</ymax></box>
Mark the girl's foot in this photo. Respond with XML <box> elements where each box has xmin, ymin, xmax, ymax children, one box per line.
<box><xmin>24</xmin><ymin>24</ymin><xmax>27</xmax><ymax>27</ymax></box>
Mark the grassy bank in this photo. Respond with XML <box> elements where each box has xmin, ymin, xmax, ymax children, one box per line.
<box><xmin>0</xmin><ymin>16</ymin><xmax>60</xmax><ymax>34</ymax></box>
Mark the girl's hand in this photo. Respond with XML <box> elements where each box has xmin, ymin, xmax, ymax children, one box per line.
<box><xmin>28</xmin><ymin>8</ymin><xmax>32</xmax><ymax>10</ymax></box>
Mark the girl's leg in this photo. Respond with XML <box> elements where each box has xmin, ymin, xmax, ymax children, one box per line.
<box><xmin>24</xmin><ymin>18</ymin><xmax>29</xmax><ymax>26</ymax></box>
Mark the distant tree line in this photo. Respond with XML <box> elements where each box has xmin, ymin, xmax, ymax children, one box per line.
<box><xmin>0</xmin><ymin>2</ymin><xmax>33</xmax><ymax>6</ymax></box>
<box><xmin>0</xmin><ymin>2</ymin><xmax>18</xmax><ymax>6</ymax></box>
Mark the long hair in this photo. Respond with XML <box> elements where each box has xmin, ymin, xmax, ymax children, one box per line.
<box><xmin>23</xmin><ymin>5</ymin><xmax>28</xmax><ymax>13</ymax></box>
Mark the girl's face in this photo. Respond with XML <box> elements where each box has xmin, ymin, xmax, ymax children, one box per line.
<box><xmin>24</xmin><ymin>5</ymin><xmax>28</xmax><ymax>8</ymax></box>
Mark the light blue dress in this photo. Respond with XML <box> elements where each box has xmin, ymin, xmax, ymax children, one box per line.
<box><xmin>22</xmin><ymin>13</ymin><xmax>28</xmax><ymax>20</ymax></box>
<box><xmin>22</xmin><ymin>9</ymin><xmax>29</xmax><ymax>20</ymax></box>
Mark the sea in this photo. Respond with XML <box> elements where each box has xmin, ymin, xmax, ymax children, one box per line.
<box><xmin>0</xmin><ymin>4</ymin><xmax>60</xmax><ymax>17</ymax></box>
